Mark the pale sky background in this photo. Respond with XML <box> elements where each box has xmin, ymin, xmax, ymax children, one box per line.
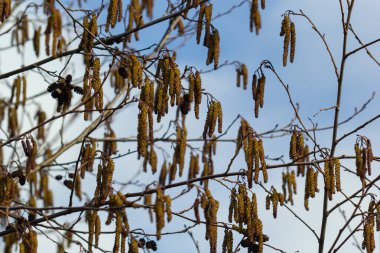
<box><xmin>1</xmin><ymin>0</ymin><xmax>380</xmax><ymax>252</ymax></box>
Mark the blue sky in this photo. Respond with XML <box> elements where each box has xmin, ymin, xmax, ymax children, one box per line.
<box><xmin>1</xmin><ymin>0</ymin><xmax>380</xmax><ymax>252</ymax></box>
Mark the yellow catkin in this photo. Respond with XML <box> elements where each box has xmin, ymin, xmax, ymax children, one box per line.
<box><xmin>265</xmin><ymin>195</ymin><xmax>271</xmax><ymax>210</ymax></box>
<box><xmin>149</xmin><ymin>147</ymin><xmax>157</xmax><ymax>174</ymax></box>
<box><xmin>128</xmin><ymin>238</ymin><xmax>139</xmax><ymax>253</ymax></box>
<box><xmin>33</xmin><ymin>26</ymin><xmax>41</xmax><ymax>57</ymax></box>
<box><xmin>209</xmin><ymin>102</ymin><xmax>218</xmax><ymax>137</ymax></box>
<box><xmin>253</xmin><ymin>138</ymin><xmax>260</xmax><ymax>184</ymax></box>
<box><xmin>196</xmin><ymin>4</ymin><xmax>205</xmax><ymax>44</ymax></box>
<box><xmin>304</xmin><ymin>167</ymin><xmax>314</xmax><ymax>211</ymax></box>
<box><xmin>241</xmin><ymin>64</ymin><xmax>248</xmax><ymax>90</ymax></box>
<box><xmin>203</xmin><ymin>4</ymin><xmax>213</xmax><ymax>46</ymax></box>
<box><xmin>282</xmin><ymin>15</ymin><xmax>291</xmax><ymax>66</ymax></box>
<box><xmin>88</xmin><ymin>211</ymin><xmax>95</xmax><ymax>252</ymax></box>
<box><xmin>164</xmin><ymin>195</ymin><xmax>172</xmax><ymax>222</ymax></box>
<box><xmin>290</xmin><ymin>21</ymin><xmax>296</xmax><ymax>63</ymax></box>
<box><xmin>222</xmin><ymin>229</ymin><xmax>229</xmax><ymax>253</ymax></box>
<box><xmin>75</xmin><ymin>174</ymin><xmax>82</xmax><ymax>201</ymax></box>
<box><xmin>203</xmin><ymin>103</ymin><xmax>212</xmax><ymax>139</ymax></box>
<box><xmin>36</xmin><ymin>111</ymin><xmax>46</xmax><ymax>140</ymax></box>
<box><xmin>290</xmin><ymin>170</ymin><xmax>297</xmax><ymax>194</ymax></box>
<box><xmin>92</xmin><ymin>58</ymin><xmax>103</xmax><ymax>111</ymax></box>
<box><xmin>257</xmin><ymin>74</ymin><xmax>265</xmax><ymax>109</ymax></box>
<box><xmin>334</xmin><ymin>158</ymin><xmax>341</xmax><ymax>192</ymax></box>
<box><xmin>178</xmin><ymin>126</ymin><xmax>187</xmax><ymax>177</ymax></box>
<box><xmin>289</xmin><ymin>131</ymin><xmax>297</xmax><ymax>161</ymax></box>
<box><xmin>258</xmin><ymin>139</ymin><xmax>268</xmax><ymax>183</ymax></box>
<box><xmin>114</xmin><ymin>211</ymin><xmax>122</xmax><ymax>253</ymax></box>
<box><xmin>144</xmin><ymin>192</ymin><xmax>154</xmax><ymax>223</ymax></box>
<box><xmin>159</xmin><ymin>160</ymin><xmax>167</xmax><ymax>186</ymax></box>
<box><xmin>328</xmin><ymin>158</ymin><xmax>335</xmax><ymax>200</ymax></box>
<box><xmin>314</xmin><ymin>170</ymin><xmax>319</xmax><ymax>193</ymax></box>
<box><xmin>194</xmin><ymin>71</ymin><xmax>202</xmax><ymax>119</ymax></box>
<box><xmin>245</xmin><ymin>196</ymin><xmax>253</xmax><ymax>241</ymax></box>
<box><xmin>106</xmin><ymin>0</ymin><xmax>118</xmax><ymax>32</ymax></box>
<box><xmin>155</xmin><ymin>185</ymin><xmax>165</xmax><ymax>240</ymax></box>
<box><xmin>8</xmin><ymin>107</ymin><xmax>18</xmax><ymax>137</ymax></box>
<box><xmin>95</xmin><ymin>214</ymin><xmax>101</xmax><ymax>247</ymax></box>
<box><xmin>252</xmin><ymin>73</ymin><xmax>257</xmax><ymax>100</ymax></box>
<box><xmin>52</xmin><ymin>9</ymin><xmax>62</xmax><ymax>57</ymax></box>
<box><xmin>213</xmin><ymin>29</ymin><xmax>220</xmax><ymax>70</ymax></box>
<box><xmin>21</xmin><ymin>76</ymin><xmax>27</xmax><ymax>107</ymax></box>
<box><xmin>228</xmin><ymin>188</ymin><xmax>237</xmax><ymax>223</ymax></box>
<box><xmin>250</xmin><ymin>0</ymin><xmax>261</xmax><ymax>35</ymax></box>
<box><xmin>13</xmin><ymin>76</ymin><xmax>21</xmax><ymax>109</ymax></box>
<box><xmin>0</xmin><ymin>0</ymin><xmax>11</xmax><ymax>23</ymax></box>
<box><xmin>237</xmin><ymin>184</ymin><xmax>246</xmax><ymax>226</ymax></box>
<box><xmin>137</xmin><ymin>104</ymin><xmax>148</xmax><ymax>159</ymax></box>
<box><xmin>271</xmin><ymin>189</ymin><xmax>279</xmax><ymax>218</ymax></box>
<box><xmin>216</xmin><ymin>101</ymin><xmax>223</xmax><ymax>133</ymax></box>
<box><xmin>307</xmin><ymin>166</ymin><xmax>315</xmax><ymax>198</ymax></box>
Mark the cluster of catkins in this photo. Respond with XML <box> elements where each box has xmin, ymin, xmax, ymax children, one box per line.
<box><xmin>105</xmin><ymin>0</ymin><xmax>154</xmax><ymax>42</ymax></box>
<box><xmin>303</xmin><ymin>166</ymin><xmax>319</xmax><ymax>211</ymax></box>
<box><xmin>188</xmin><ymin>153</ymin><xmax>200</xmax><ymax>180</ymax></box>
<box><xmin>106</xmin><ymin>0</ymin><xmax>123</xmax><ymax>32</ymax></box>
<box><xmin>229</xmin><ymin>184</ymin><xmax>266</xmax><ymax>253</ymax></box>
<box><xmin>324</xmin><ymin>157</ymin><xmax>341</xmax><ymax>201</ymax></box>
<box><xmin>154</xmin><ymin>185</ymin><xmax>173</xmax><ymax>240</ymax></box>
<box><xmin>19</xmin><ymin>230</ymin><xmax>38</xmax><ymax>253</ymax></box>
<box><xmin>94</xmin><ymin>158</ymin><xmax>115</xmax><ymax>204</ymax></box>
<box><xmin>355</xmin><ymin>137</ymin><xmax>373</xmax><ymax>189</ymax></box>
<box><xmin>200</xmin><ymin>190</ymin><xmax>219</xmax><ymax>253</ymax></box>
<box><xmin>187</xmin><ymin>70</ymin><xmax>202</xmax><ymax>118</ymax></box>
<box><xmin>281</xmin><ymin>170</ymin><xmax>297</xmax><ymax>205</ymax></box>
<box><xmin>45</xmin><ymin>8</ymin><xmax>62</xmax><ymax>57</ymax></box>
<box><xmin>196</xmin><ymin>4</ymin><xmax>220</xmax><ymax>70</ymax></box>
<box><xmin>236</xmin><ymin>119</ymin><xmax>267</xmax><ymax>188</ymax></box>
<box><xmin>280</xmin><ymin>14</ymin><xmax>296</xmax><ymax>66</ymax></box>
<box><xmin>117</xmin><ymin>53</ymin><xmax>144</xmax><ymax>89</ymax></box>
<box><xmin>265</xmin><ymin>188</ymin><xmax>285</xmax><ymax>218</ymax></box>
<box><xmin>80</xmin><ymin>140</ymin><xmax>96</xmax><ymax>178</ymax></box>
<box><xmin>10</xmin><ymin>75</ymin><xmax>27</xmax><ymax>109</ymax></box>
<box><xmin>82</xmin><ymin>57</ymin><xmax>103</xmax><ymax>120</ymax></box>
<box><xmin>155</xmin><ymin>54</ymin><xmax>182</xmax><ymax>111</ymax></box>
<box><xmin>362</xmin><ymin>200</ymin><xmax>379</xmax><ymax>253</ymax></box>
<box><xmin>250</xmin><ymin>0</ymin><xmax>265</xmax><ymax>35</ymax></box>
<box><xmin>236</xmin><ymin>64</ymin><xmax>248</xmax><ymax>89</ymax></box>
<box><xmin>0</xmin><ymin>166</ymin><xmax>18</xmax><ymax>211</ymax></box>
<box><xmin>252</xmin><ymin>72</ymin><xmax>266</xmax><ymax>118</ymax></box>
<box><xmin>222</xmin><ymin>229</ymin><xmax>234</xmax><ymax>253</ymax></box>
<box><xmin>103</xmin><ymin>126</ymin><xmax>118</xmax><ymax>156</ymax></box>
<box><xmin>203</xmin><ymin>101</ymin><xmax>223</xmax><ymax>139</ymax></box>
<box><xmin>11</xmin><ymin>15</ymin><xmax>29</xmax><ymax>52</ymax></box>
<box><xmin>80</xmin><ymin>13</ymin><xmax>98</xmax><ymax>64</ymax></box>
<box><xmin>137</xmin><ymin>77</ymin><xmax>155</xmax><ymax>159</ymax></box>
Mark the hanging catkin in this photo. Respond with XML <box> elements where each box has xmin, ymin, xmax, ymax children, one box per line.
<box><xmin>281</xmin><ymin>15</ymin><xmax>291</xmax><ymax>66</ymax></box>
<box><xmin>155</xmin><ymin>184</ymin><xmax>165</xmax><ymax>240</ymax></box>
<box><xmin>290</xmin><ymin>21</ymin><xmax>296</xmax><ymax>63</ymax></box>
<box><xmin>0</xmin><ymin>0</ymin><xmax>11</xmax><ymax>23</ymax></box>
<box><xmin>250</xmin><ymin>0</ymin><xmax>261</xmax><ymax>35</ymax></box>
